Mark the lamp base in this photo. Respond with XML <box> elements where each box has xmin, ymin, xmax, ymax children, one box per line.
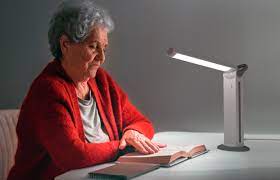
<box><xmin>217</xmin><ymin>144</ymin><xmax>250</xmax><ymax>152</ymax></box>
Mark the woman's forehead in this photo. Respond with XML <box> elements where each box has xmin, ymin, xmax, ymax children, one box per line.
<box><xmin>85</xmin><ymin>26</ymin><xmax>108</xmax><ymax>44</ymax></box>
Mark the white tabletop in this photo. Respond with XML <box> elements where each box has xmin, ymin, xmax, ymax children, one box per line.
<box><xmin>55</xmin><ymin>132</ymin><xmax>280</xmax><ymax>180</ymax></box>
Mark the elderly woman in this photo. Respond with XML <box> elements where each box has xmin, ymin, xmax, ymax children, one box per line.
<box><xmin>8</xmin><ymin>0</ymin><xmax>165</xmax><ymax>179</ymax></box>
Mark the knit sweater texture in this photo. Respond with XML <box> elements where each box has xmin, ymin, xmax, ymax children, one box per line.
<box><xmin>8</xmin><ymin>60</ymin><xmax>154</xmax><ymax>180</ymax></box>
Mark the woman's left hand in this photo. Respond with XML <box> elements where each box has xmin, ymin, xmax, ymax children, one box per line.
<box><xmin>119</xmin><ymin>129</ymin><xmax>166</xmax><ymax>154</ymax></box>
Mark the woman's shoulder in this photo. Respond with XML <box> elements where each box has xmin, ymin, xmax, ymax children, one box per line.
<box><xmin>35</xmin><ymin>60</ymin><xmax>71</xmax><ymax>84</ymax></box>
<box><xmin>29</xmin><ymin>61</ymin><xmax>72</xmax><ymax>96</ymax></box>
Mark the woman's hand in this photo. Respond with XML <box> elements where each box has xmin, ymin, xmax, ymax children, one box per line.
<box><xmin>119</xmin><ymin>130</ymin><xmax>166</xmax><ymax>154</ymax></box>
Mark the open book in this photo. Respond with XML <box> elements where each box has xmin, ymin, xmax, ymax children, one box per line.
<box><xmin>117</xmin><ymin>144</ymin><xmax>208</xmax><ymax>167</ymax></box>
<box><xmin>89</xmin><ymin>144</ymin><xmax>208</xmax><ymax>179</ymax></box>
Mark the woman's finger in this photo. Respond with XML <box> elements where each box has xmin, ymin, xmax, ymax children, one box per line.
<box><xmin>119</xmin><ymin>138</ymin><xmax>127</xmax><ymax>150</ymax></box>
<box><xmin>140</xmin><ymin>140</ymin><xmax>156</xmax><ymax>154</ymax></box>
<box><xmin>145</xmin><ymin>139</ymin><xmax>160</xmax><ymax>152</ymax></box>
<box><xmin>129</xmin><ymin>139</ymin><xmax>149</xmax><ymax>154</ymax></box>
<box><xmin>152</xmin><ymin>141</ymin><xmax>167</xmax><ymax>148</ymax></box>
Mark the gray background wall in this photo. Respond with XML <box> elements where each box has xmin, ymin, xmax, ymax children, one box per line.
<box><xmin>0</xmin><ymin>0</ymin><xmax>279</xmax><ymax>134</ymax></box>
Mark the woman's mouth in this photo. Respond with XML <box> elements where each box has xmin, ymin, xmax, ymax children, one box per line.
<box><xmin>90</xmin><ymin>63</ymin><xmax>100</xmax><ymax>68</ymax></box>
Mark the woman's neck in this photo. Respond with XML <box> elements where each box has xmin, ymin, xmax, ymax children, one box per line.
<box><xmin>75</xmin><ymin>81</ymin><xmax>90</xmax><ymax>100</ymax></box>
<box><xmin>60</xmin><ymin>58</ymin><xmax>90</xmax><ymax>99</ymax></box>
<box><xmin>60</xmin><ymin>58</ymin><xmax>89</xmax><ymax>84</ymax></box>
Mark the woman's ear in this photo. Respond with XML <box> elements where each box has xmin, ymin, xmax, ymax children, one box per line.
<box><xmin>60</xmin><ymin>34</ymin><xmax>71</xmax><ymax>55</ymax></box>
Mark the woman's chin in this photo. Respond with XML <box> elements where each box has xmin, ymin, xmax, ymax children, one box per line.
<box><xmin>85</xmin><ymin>65</ymin><xmax>100</xmax><ymax>78</ymax></box>
<box><xmin>89</xmin><ymin>69</ymin><xmax>98</xmax><ymax>78</ymax></box>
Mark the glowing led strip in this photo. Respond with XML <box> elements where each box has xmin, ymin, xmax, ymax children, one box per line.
<box><xmin>168</xmin><ymin>49</ymin><xmax>233</xmax><ymax>72</ymax></box>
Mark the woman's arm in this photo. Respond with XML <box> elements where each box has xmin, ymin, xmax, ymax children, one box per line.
<box><xmin>97</xmin><ymin>68</ymin><xmax>166</xmax><ymax>154</ymax></box>
<box><xmin>122</xmin><ymin>97</ymin><xmax>155</xmax><ymax>139</ymax></box>
<box><xmin>112</xmin><ymin>78</ymin><xmax>167</xmax><ymax>154</ymax></box>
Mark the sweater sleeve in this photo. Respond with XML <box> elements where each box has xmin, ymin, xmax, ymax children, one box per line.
<box><xmin>121</xmin><ymin>96</ymin><xmax>155</xmax><ymax>139</ymax></box>
<box><xmin>102</xmin><ymin>70</ymin><xmax>155</xmax><ymax>139</ymax></box>
<box><xmin>31</xmin><ymin>79</ymin><xmax>120</xmax><ymax>171</ymax></box>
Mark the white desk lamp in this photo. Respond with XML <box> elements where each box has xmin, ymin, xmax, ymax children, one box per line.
<box><xmin>167</xmin><ymin>48</ymin><xmax>249</xmax><ymax>151</ymax></box>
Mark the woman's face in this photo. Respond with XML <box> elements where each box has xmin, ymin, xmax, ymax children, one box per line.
<box><xmin>64</xmin><ymin>26</ymin><xmax>108</xmax><ymax>79</ymax></box>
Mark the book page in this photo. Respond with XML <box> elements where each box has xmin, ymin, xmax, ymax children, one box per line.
<box><xmin>121</xmin><ymin>145</ymin><xmax>197</xmax><ymax>158</ymax></box>
<box><xmin>183</xmin><ymin>145</ymin><xmax>200</xmax><ymax>152</ymax></box>
<box><xmin>183</xmin><ymin>144</ymin><xmax>206</xmax><ymax>156</ymax></box>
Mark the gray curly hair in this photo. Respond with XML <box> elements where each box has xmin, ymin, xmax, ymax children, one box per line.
<box><xmin>48</xmin><ymin>0</ymin><xmax>114</xmax><ymax>60</ymax></box>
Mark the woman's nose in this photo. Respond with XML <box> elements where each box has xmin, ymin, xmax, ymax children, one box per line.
<box><xmin>96</xmin><ymin>47</ymin><xmax>105</xmax><ymax>61</ymax></box>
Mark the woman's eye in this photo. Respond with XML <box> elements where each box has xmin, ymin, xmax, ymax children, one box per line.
<box><xmin>89</xmin><ymin>42</ymin><xmax>98</xmax><ymax>49</ymax></box>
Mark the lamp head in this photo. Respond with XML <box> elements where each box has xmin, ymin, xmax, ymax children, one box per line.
<box><xmin>237</xmin><ymin>64</ymin><xmax>248</xmax><ymax>77</ymax></box>
<box><xmin>167</xmin><ymin>48</ymin><xmax>176</xmax><ymax>57</ymax></box>
<box><xmin>166</xmin><ymin>48</ymin><xmax>234</xmax><ymax>72</ymax></box>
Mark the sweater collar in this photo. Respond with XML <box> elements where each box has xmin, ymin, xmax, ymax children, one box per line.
<box><xmin>49</xmin><ymin>59</ymin><xmax>115</xmax><ymax>141</ymax></box>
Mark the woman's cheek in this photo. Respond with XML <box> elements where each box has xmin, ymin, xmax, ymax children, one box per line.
<box><xmin>84</xmin><ymin>51</ymin><xmax>96</xmax><ymax>63</ymax></box>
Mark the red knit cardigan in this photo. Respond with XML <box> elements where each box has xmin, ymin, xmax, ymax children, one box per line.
<box><xmin>8</xmin><ymin>60</ymin><xmax>154</xmax><ymax>180</ymax></box>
